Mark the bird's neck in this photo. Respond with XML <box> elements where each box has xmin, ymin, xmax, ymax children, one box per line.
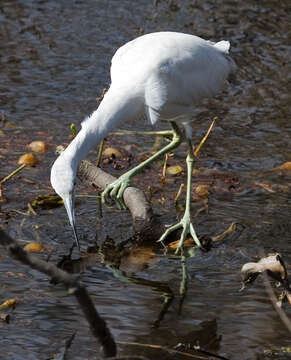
<box><xmin>64</xmin><ymin>126</ymin><xmax>99</xmax><ymax>170</ymax></box>
<box><xmin>62</xmin><ymin>86</ymin><xmax>141</xmax><ymax>173</ymax></box>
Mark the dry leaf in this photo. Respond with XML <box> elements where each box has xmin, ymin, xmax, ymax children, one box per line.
<box><xmin>168</xmin><ymin>237</ymin><xmax>195</xmax><ymax>249</ymax></box>
<box><xmin>103</xmin><ymin>147</ymin><xmax>122</xmax><ymax>158</ymax></box>
<box><xmin>166</xmin><ymin>165</ymin><xmax>183</xmax><ymax>175</ymax></box>
<box><xmin>0</xmin><ymin>312</ymin><xmax>9</xmax><ymax>323</ymax></box>
<box><xmin>23</xmin><ymin>242</ymin><xmax>44</xmax><ymax>252</ymax></box>
<box><xmin>241</xmin><ymin>254</ymin><xmax>291</xmax><ymax>307</ymax></box>
<box><xmin>17</xmin><ymin>153</ymin><xmax>37</xmax><ymax>166</ymax></box>
<box><xmin>0</xmin><ymin>298</ymin><xmax>18</xmax><ymax>311</ymax></box>
<box><xmin>194</xmin><ymin>184</ymin><xmax>211</xmax><ymax>199</ymax></box>
<box><xmin>28</xmin><ymin>141</ymin><xmax>46</xmax><ymax>153</ymax></box>
<box><xmin>257</xmin><ymin>182</ymin><xmax>276</xmax><ymax>193</ymax></box>
<box><xmin>4</xmin><ymin>122</ymin><xmax>17</xmax><ymax>129</ymax></box>
<box><xmin>241</xmin><ymin>253</ymin><xmax>289</xmax><ymax>291</ymax></box>
<box><xmin>17</xmin><ymin>273</ymin><xmax>28</xmax><ymax>278</ymax></box>
<box><xmin>211</xmin><ymin>223</ymin><xmax>237</xmax><ymax>242</ymax></box>
<box><xmin>273</xmin><ymin>162</ymin><xmax>291</xmax><ymax>171</ymax></box>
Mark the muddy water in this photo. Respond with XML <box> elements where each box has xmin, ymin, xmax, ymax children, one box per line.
<box><xmin>1</xmin><ymin>0</ymin><xmax>291</xmax><ymax>359</ymax></box>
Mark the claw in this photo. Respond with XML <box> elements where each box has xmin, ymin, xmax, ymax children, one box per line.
<box><xmin>101</xmin><ymin>175</ymin><xmax>130</xmax><ymax>210</ymax></box>
<box><xmin>157</xmin><ymin>215</ymin><xmax>201</xmax><ymax>254</ymax></box>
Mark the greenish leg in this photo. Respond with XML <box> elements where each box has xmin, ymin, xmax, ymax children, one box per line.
<box><xmin>101</xmin><ymin>122</ymin><xmax>183</xmax><ymax>209</ymax></box>
<box><xmin>158</xmin><ymin>138</ymin><xmax>201</xmax><ymax>254</ymax></box>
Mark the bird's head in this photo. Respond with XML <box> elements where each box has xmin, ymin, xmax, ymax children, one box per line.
<box><xmin>50</xmin><ymin>154</ymin><xmax>80</xmax><ymax>250</ymax></box>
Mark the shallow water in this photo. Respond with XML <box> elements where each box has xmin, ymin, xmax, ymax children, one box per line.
<box><xmin>1</xmin><ymin>0</ymin><xmax>291</xmax><ymax>359</ymax></box>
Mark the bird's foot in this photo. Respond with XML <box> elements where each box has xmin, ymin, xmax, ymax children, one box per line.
<box><xmin>101</xmin><ymin>175</ymin><xmax>131</xmax><ymax>210</ymax></box>
<box><xmin>158</xmin><ymin>214</ymin><xmax>201</xmax><ymax>254</ymax></box>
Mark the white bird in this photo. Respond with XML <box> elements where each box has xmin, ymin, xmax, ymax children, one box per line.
<box><xmin>50</xmin><ymin>31</ymin><xmax>236</xmax><ymax>252</ymax></box>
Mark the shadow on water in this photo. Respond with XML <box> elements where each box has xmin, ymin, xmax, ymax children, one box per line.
<box><xmin>0</xmin><ymin>0</ymin><xmax>291</xmax><ymax>359</ymax></box>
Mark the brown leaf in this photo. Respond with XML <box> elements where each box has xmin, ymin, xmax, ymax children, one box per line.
<box><xmin>0</xmin><ymin>298</ymin><xmax>18</xmax><ymax>311</ymax></box>
<box><xmin>168</xmin><ymin>238</ymin><xmax>195</xmax><ymax>249</ymax></box>
<box><xmin>17</xmin><ymin>273</ymin><xmax>28</xmax><ymax>278</ymax></box>
<box><xmin>23</xmin><ymin>242</ymin><xmax>44</xmax><ymax>252</ymax></box>
<box><xmin>273</xmin><ymin>162</ymin><xmax>291</xmax><ymax>171</ymax></box>
<box><xmin>28</xmin><ymin>141</ymin><xmax>46</xmax><ymax>153</ymax></box>
<box><xmin>241</xmin><ymin>253</ymin><xmax>287</xmax><ymax>285</ymax></box>
<box><xmin>0</xmin><ymin>312</ymin><xmax>10</xmax><ymax>323</ymax></box>
<box><xmin>17</xmin><ymin>153</ymin><xmax>37</xmax><ymax>166</ymax></box>
<box><xmin>166</xmin><ymin>165</ymin><xmax>183</xmax><ymax>175</ymax></box>
<box><xmin>103</xmin><ymin>147</ymin><xmax>122</xmax><ymax>158</ymax></box>
<box><xmin>257</xmin><ymin>182</ymin><xmax>276</xmax><ymax>193</ymax></box>
<box><xmin>211</xmin><ymin>223</ymin><xmax>237</xmax><ymax>242</ymax></box>
<box><xmin>194</xmin><ymin>184</ymin><xmax>211</xmax><ymax>199</ymax></box>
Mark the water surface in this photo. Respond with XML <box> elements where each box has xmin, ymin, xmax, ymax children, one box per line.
<box><xmin>0</xmin><ymin>0</ymin><xmax>291</xmax><ymax>359</ymax></box>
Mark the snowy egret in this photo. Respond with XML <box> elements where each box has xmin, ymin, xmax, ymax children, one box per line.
<box><xmin>50</xmin><ymin>31</ymin><xmax>236</xmax><ymax>252</ymax></box>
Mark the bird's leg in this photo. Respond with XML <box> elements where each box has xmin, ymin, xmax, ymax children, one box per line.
<box><xmin>101</xmin><ymin>122</ymin><xmax>183</xmax><ymax>209</ymax></box>
<box><xmin>158</xmin><ymin>138</ymin><xmax>201</xmax><ymax>254</ymax></box>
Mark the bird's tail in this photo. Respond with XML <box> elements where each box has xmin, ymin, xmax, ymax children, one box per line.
<box><xmin>214</xmin><ymin>40</ymin><xmax>230</xmax><ymax>54</ymax></box>
<box><xmin>214</xmin><ymin>40</ymin><xmax>237</xmax><ymax>72</ymax></box>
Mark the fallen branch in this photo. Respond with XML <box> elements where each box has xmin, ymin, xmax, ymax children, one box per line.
<box><xmin>0</xmin><ymin>229</ymin><xmax>116</xmax><ymax>359</ymax></box>
<box><xmin>77</xmin><ymin>160</ymin><xmax>162</xmax><ymax>241</ymax></box>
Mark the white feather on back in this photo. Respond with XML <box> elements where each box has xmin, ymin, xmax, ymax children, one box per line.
<box><xmin>110</xmin><ymin>32</ymin><xmax>235</xmax><ymax>126</ymax></box>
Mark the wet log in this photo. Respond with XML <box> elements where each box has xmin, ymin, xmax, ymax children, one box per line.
<box><xmin>77</xmin><ymin>160</ymin><xmax>163</xmax><ymax>242</ymax></box>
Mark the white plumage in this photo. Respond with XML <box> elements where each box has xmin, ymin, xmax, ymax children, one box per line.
<box><xmin>50</xmin><ymin>31</ymin><xmax>236</xmax><ymax>251</ymax></box>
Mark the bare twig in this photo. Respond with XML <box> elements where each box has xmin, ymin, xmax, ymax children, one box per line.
<box><xmin>0</xmin><ymin>164</ymin><xmax>26</xmax><ymax>185</ymax></box>
<box><xmin>0</xmin><ymin>229</ymin><xmax>117</xmax><ymax>358</ymax></box>
<box><xmin>27</xmin><ymin>202</ymin><xmax>37</xmax><ymax>216</ymax></box>
<box><xmin>211</xmin><ymin>223</ymin><xmax>237</xmax><ymax>243</ymax></box>
<box><xmin>194</xmin><ymin>118</ymin><xmax>216</xmax><ymax>157</ymax></box>
<box><xmin>174</xmin><ymin>183</ymin><xmax>185</xmax><ymax>205</ymax></box>
<box><xmin>161</xmin><ymin>153</ymin><xmax>169</xmax><ymax>183</ymax></box>
<box><xmin>112</xmin><ymin>129</ymin><xmax>173</xmax><ymax>137</ymax></box>
<box><xmin>96</xmin><ymin>139</ymin><xmax>105</xmax><ymax>167</ymax></box>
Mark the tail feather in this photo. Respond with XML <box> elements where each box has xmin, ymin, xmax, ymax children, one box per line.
<box><xmin>214</xmin><ymin>40</ymin><xmax>230</xmax><ymax>54</ymax></box>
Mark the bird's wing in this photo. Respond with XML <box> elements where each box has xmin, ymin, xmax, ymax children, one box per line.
<box><xmin>144</xmin><ymin>68</ymin><xmax>191</xmax><ymax>124</ymax></box>
<box><xmin>110</xmin><ymin>32</ymin><xmax>235</xmax><ymax>124</ymax></box>
<box><xmin>144</xmin><ymin>42</ymin><xmax>231</xmax><ymax>122</ymax></box>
